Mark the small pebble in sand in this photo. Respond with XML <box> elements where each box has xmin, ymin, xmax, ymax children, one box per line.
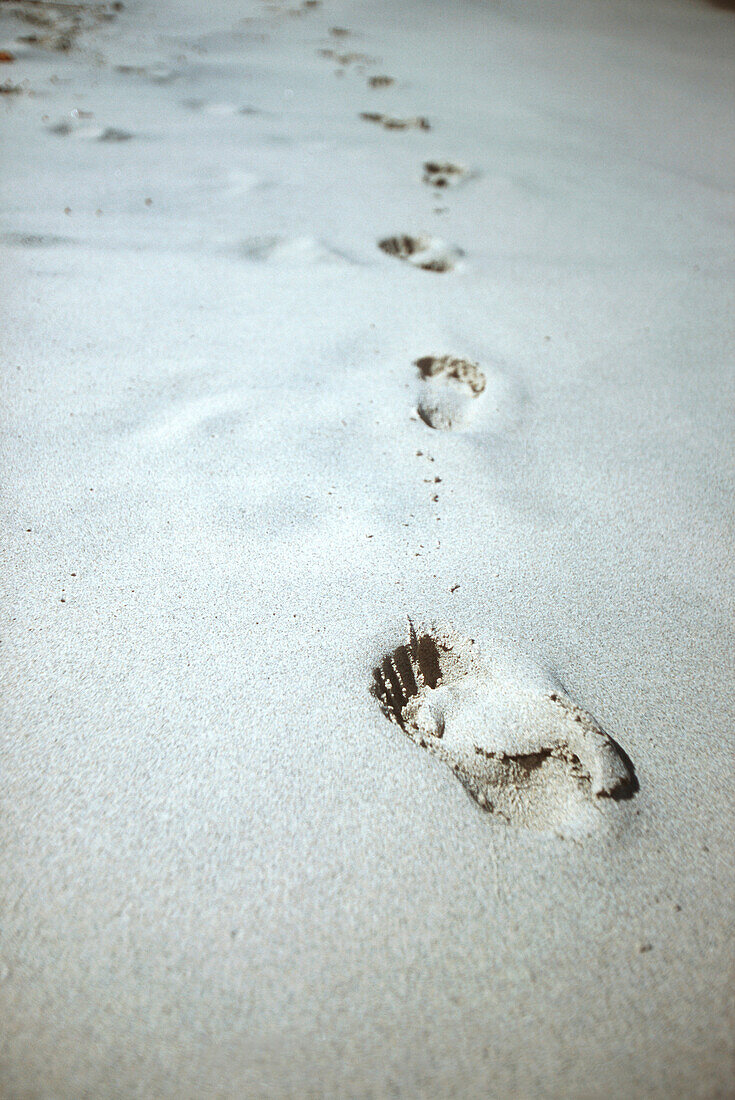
<box><xmin>0</xmin><ymin>51</ymin><xmax>15</xmax><ymax>63</ymax></box>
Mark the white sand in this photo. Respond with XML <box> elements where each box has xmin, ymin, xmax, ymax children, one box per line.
<box><xmin>1</xmin><ymin>0</ymin><xmax>734</xmax><ymax>1095</ymax></box>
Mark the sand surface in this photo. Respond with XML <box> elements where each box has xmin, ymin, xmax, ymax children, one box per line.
<box><xmin>1</xmin><ymin>0</ymin><xmax>734</xmax><ymax>1096</ymax></box>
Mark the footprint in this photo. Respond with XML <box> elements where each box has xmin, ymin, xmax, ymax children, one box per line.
<box><xmin>9</xmin><ymin>0</ymin><xmax>120</xmax><ymax>53</ymax></box>
<box><xmin>48</xmin><ymin>120</ymin><xmax>132</xmax><ymax>141</ymax></box>
<box><xmin>360</xmin><ymin>112</ymin><xmax>430</xmax><ymax>131</ymax></box>
<box><xmin>199</xmin><ymin>102</ymin><xmax>246</xmax><ymax>117</ymax></box>
<box><xmin>340</xmin><ymin>52</ymin><xmax>373</xmax><ymax>66</ymax></box>
<box><xmin>414</xmin><ymin>355</ymin><xmax>485</xmax><ymax>430</ymax></box>
<box><xmin>239</xmin><ymin>234</ymin><xmax>351</xmax><ymax>265</ymax></box>
<box><xmin>287</xmin><ymin>0</ymin><xmax>319</xmax><ymax>14</ymax></box>
<box><xmin>182</xmin><ymin>99</ymin><xmax>263</xmax><ymax>116</ymax></box>
<box><xmin>378</xmin><ymin>234</ymin><xmax>461</xmax><ymax>273</ymax></box>
<box><xmin>1</xmin><ymin>231</ymin><xmax>71</xmax><ymax>248</ymax></box>
<box><xmin>422</xmin><ymin>161</ymin><xmax>467</xmax><ymax>188</ymax></box>
<box><xmin>373</xmin><ymin>622</ymin><xmax>636</xmax><ymax>829</ymax></box>
<box><xmin>98</xmin><ymin>127</ymin><xmax>133</xmax><ymax>141</ymax></box>
<box><xmin>115</xmin><ymin>63</ymin><xmax>177</xmax><ymax>83</ymax></box>
<box><xmin>319</xmin><ymin>48</ymin><xmax>374</xmax><ymax>67</ymax></box>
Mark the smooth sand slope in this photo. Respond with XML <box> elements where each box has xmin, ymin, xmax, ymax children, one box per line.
<box><xmin>1</xmin><ymin>0</ymin><xmax>734</xmax><ymax>1096</ymax></box>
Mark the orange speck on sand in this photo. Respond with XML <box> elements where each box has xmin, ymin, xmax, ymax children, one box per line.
<box><xmin>0</xmin><ymin>51</ymin><xmax>16</xmax><ymax>62</ymax></box>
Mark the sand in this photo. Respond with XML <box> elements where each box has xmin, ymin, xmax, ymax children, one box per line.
<box><xmin>1</xmin><ymin>0</ymin><xmax>734</xmax><ymax>1096</ymax></box>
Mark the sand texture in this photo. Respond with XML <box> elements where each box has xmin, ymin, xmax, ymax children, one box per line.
<box><xmin>1</xmin><ymin>0</ymin><xmax>734</xmax><ymax>1096</ymax></box>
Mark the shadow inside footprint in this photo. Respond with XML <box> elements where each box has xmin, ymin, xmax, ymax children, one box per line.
<box><xmin>373</xmin><ymin>621</ymin><xmax>637</xmax><ymax>828</ymax></box>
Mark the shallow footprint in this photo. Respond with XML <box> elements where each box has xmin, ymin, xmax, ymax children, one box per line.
<box><xmin>182</xmin><ymin>99</ymin><xmax>264</xmax><ymax>116</ymax></box>
<box><xmin>373</xmin><ymin>622</ymin><xmax>636</xmax><ymax>829</ymax></box>
<box><xmin>414</xmin><ymin>355</ymin><xmax>485</xmax><ymax>430</ymax></box>
<box><xmin>239</xmin><ymin>234</ymin><xmax>352</xmax><ymax>265</ymax></box>
<box><xmin>378</xmin><ymin>234</ymin><xmax>461</xmax><ymax>273</ymax></box>
<box><xmin>360</xmin><ymin>112</ymin><xmax>430</xmax><ymax>131</ymax></box>
<box><xmin>48</xmin><ymin>120</ymin><xmax>132</xmax><ymax>141</ymax></box>
<box><xmin>116</xmin><ymin>63</ymin><xmax>178</xmax><ymax>83</ymax></box>
<box><xmin>319</xmin><ymin>48</ymin><xmax>374</xmax><ymax>66</ymax></box>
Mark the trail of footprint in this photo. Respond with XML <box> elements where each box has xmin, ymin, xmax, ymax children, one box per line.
<box><xmin>360</xmin><ymin>112</ymin><xmax>430</xmax><ymax>131</ymax></box>
<box><xmin>414</xmin><ymin>355</ymin><xmax>485</xmax><ymax>430</ymax></box>
<box><xmin>378</xmin><ymin>234</ymin><xmax>461</xmax><ymax>273</ymax></box>
<box><xmin>373</xmin><ymin>622</ymin><xmax>636</xmax><ymax>829</ymax></box>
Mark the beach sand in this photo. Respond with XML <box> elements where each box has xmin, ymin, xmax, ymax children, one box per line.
<box><xmin>1</xmin><ymin>0</ymin><xmax>734</xmax><ymax>1095</ymax></box>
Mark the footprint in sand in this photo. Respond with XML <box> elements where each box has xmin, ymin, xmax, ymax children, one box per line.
<box><xmin>1</xmin><ymin>231</ymin><xmax>71</xmax><ymax>248</ymax></box>
<box><xmin>48</xmin><ymin>119</ymin><xmax>132</xmax><ymax>141</ymax></box>
<box><xmin>422</xmin><ymin>160</ymin><xmax>467</xmax><ymax>189</ymax></box>
<box><xmin>378</xmin><ymin>234</ymin><xmax>461</xmax><ymax>273</ymax></box>
<box><xmin>361</xmin><ymin>112</ymin><xmax>430</xmax><ymax>131</ymax></box>
<box><xmin>373</xmin><ymin>622</ymin><xmax>636</xmax><ymax>829</ymax></box>
<box><xmin>287</xmin><ymin>0</ymin><xmax>320</xmax><ymax>15</ymax></box>
<box><xmin>239</xmin><ymin>234</ymin><xmax>353</xmax><ymax>265</ymax></box>
<box><xmin>10</xmin><ymin>0</ymin><xmax>122</xmax><ymax>53</ymax></box>
<box><xmin>319</xmin><ymin>48</ymin><xmax>374</xmax><ymax>67</ymax></box>
<box><xmin>115</xmin><ymin>63</ymin><xmax>178</xmax><ymax>84</ymax></box>
<box><xmin>414</xmin><ymin>355</ymin><xmax>486</xmax><ymax>430</ymax></box>
<box><xmin>182</xmin><ymin>99</ymin><xmax>264</xmax><ymax>116</ymax></box>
